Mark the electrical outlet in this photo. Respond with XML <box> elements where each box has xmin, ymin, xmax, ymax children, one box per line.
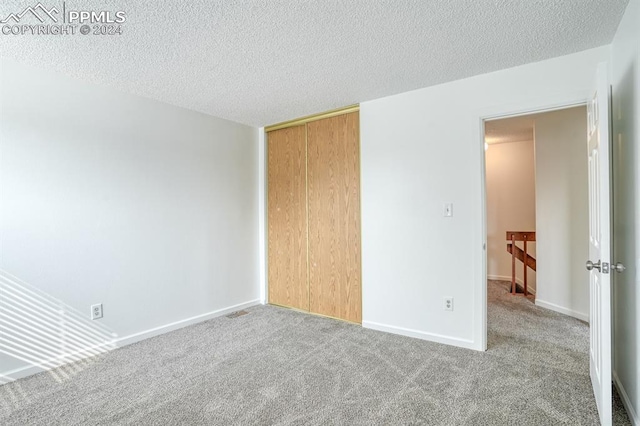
<box><xmin>91</xmin><ymin>303</ymin><xmax>103</xmax><ymax>320</ymax></box>
<box><xmin>444</xmin><ymin>297</ymin><xmax>454</xmax><ymax>311</ymax></box>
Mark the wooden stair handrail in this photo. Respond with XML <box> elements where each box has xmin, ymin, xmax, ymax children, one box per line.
<box><xmin>507</xmin><ymin>244</ymin><xmax>536</xmax><ymax>271</ymax></box>
<box><xmin>506</xmin><ymin>231</ymin><xmax>536</xmax><ymax>242</ymax></box>
<box><xmin>506</xmin><ymin>231</ymin><xmax>536</xmax><ymax>297</ymax></box>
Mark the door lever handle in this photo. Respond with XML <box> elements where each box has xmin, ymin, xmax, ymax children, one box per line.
<box><xmin>586</xmin><ymin>260</ymin><xmax>601</xmax><ymax>271</ymax></box>
<box><xmin>613</xmin><ymin>262</ymin><xmax>626</xmax><ymax>273</ymax></box>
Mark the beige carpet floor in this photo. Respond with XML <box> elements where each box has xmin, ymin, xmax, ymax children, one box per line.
<box><xmin>0</xmin><ymin>280</ymin><xmax>632</xmax><ymax>425</ymax></box>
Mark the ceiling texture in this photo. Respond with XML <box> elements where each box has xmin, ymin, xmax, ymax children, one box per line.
<box><xmin>485</xmin><ymin>116</ymin><xmax>535</xmax><ymax>145</ymax></box>
<box><xmin>0</xmin><ymin>0</ymin><xmax>629</xmax><ymax>127</ymax></box>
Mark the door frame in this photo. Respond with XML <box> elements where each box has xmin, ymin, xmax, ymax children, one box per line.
<box><xmin>476</xmin><ymin>94</ymin><xmax>589</xmax><ymax>351</ymax></box>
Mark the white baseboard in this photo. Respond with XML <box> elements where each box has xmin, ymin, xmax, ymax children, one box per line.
<box><xmin>115</xmin><ymin>299</ymin><xmax>260</xmax><ymax>347</ymax></box>
<box><xmin>1</xmin><ymin>365</ymin><xmax>45</xmax><ymax>383</ymax></box>
<box><xmin>363</xmin><ymin>320</ymin><xmax>478</xmax><ymax>351</ymax></box>
<box><xmin>614</xmin><ymin>370</ymin><xmax>639</xmax><ymax>425</ymax></box>
<box><xmin>1</xmin><ymin>299</ymin><xmax>261</xmax><ymax>383</ymax></box>
<box><xmin>487</xmin><ymin>275</ymin><xmax>536</xmax><ymax>295</ymax></box>
<box><xmin>535</xmin><ymin>299</ymin><xmax>589</xmax><ymax>322</ymax></box>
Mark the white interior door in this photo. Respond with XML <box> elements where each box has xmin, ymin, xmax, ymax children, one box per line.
<box><xmin>586</xmin><ymin>61</ymin><xmax>612</xmax><ymax>426</ymax></box>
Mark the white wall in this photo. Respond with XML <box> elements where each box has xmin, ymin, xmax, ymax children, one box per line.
<box><xmin>360</xmin><ymin>46</ymin><xmax>609</xmax><ymax>350</ymax></box>
<box><xmin>611</xmin><ymin>0</ymin><xmax>640</xmax><ymax>422</ymax></box>
<box><xmin>0</xmin><ymin>58</ymin><xmax>259</xmax><ymax>379</ymax></box>
<box><xmin>485</xmin><ymin>140</ymin><xmax>536</xmax><ymax>291</ymax></box>
<box><xmin>534</xmin><ymin>107</ymin><xmax>589</xmax><ymax>322</ymax></box>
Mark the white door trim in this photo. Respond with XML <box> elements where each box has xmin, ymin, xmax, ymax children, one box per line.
<box><xmin>476</xmin><ymin>91</ymin><xmax>589</xmax><ymax>351</ymax></box>
<box><xmin>258</xmin><ymin>127</ymin><xmax>268</xmax><ymax>305</ymax></box>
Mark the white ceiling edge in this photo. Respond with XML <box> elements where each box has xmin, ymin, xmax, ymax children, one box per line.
<box><xmin>485</xmin><ymin>138</ymin><xmax>534</xmax><ymax>146</ymax></box>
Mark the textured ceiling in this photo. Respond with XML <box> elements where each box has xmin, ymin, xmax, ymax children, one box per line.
<box><xmin>0</xmin><ymin>0</ymin><xmax>629</xmax><ymax>127</ymax></box>
<box><xmin>485</xmin><ymin>116</ymin><xmax>535</xmax><ymax>145</ymax></box>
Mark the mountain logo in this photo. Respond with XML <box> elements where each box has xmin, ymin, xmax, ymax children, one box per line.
<box><xmin>0</xmin><ymin>3</ymin><xmax>59</xmax><ymax>24</ymax></box>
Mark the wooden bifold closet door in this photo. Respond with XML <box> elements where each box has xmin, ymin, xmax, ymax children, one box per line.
<box><xmin>307</xmin><ymin>113</ymin><xmax>361</xmax><ymax>323</ymax></box>
<box><xmin>267</xmin><ymin>110</ymin><xmax>361</xmax><ymax>323</ymax></box>
<box><xmin>267</xmin><ymin>125</ymin><xmax>309</xmax><ymax>311</ymax></box>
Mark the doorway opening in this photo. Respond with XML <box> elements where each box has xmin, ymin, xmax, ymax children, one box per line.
<box><xmin>483</xmin><ymin>105</ymin><xmax>590</xmax><ymax>335</ymax></box>
<box><xmin>485</xmin><ymin>115</ymin><xmax>537</xmax><ymax>300</ymax></box>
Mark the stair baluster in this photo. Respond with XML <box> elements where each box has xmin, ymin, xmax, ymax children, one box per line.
<box><xmin>506</xmin><ymin>231</ymin><xmax>536</xmax><ymax>296</ymax></box>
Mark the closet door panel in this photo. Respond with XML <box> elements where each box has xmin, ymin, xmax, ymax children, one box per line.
<box><xmin>307</xmin><ymin>112</ymin><xmax>361</xmax><ymax>323</ymax></box>
<box><xmin>267</xmin><ymin>126</ymin><xmax>309</xmax><ymax>311</ymax></box>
